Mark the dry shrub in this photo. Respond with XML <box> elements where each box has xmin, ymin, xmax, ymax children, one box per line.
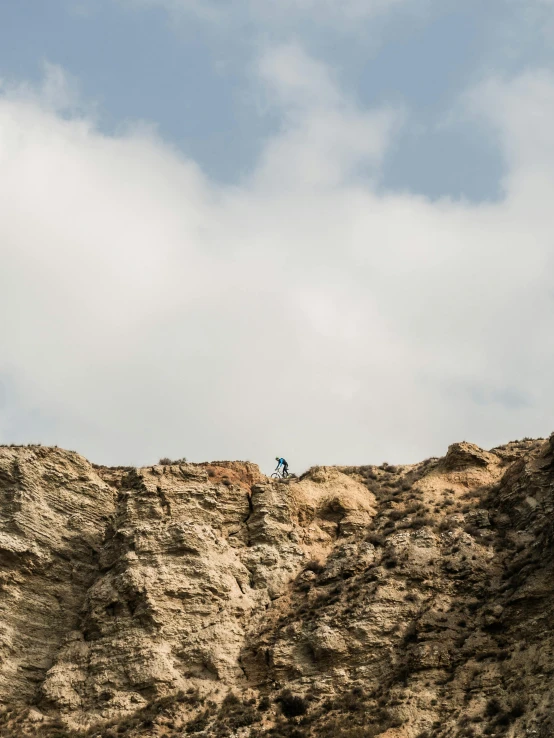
<box><xmin>278</xmin><ymin>691</ymin><xmax>309</xmax><ymax>718</ymax></box>
<box><xmin>158</xmin><ymin>456</ymin><xmax>187</xmax><ymax>465</ymax></box>
<box><xmin>304</xmin><ymin>559</ymin><xmax>325</xmax><ymax>574</ymax></box>
<box><xmin>366</xmin><ymin>532</ymin><xmax>385</xmax><ymax>547</ymax></box>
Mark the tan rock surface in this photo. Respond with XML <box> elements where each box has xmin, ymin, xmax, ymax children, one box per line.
<box><xmin>1</xmin><ymin>437</ymin><xmax>554</xmax><ymax>737</ymax></box>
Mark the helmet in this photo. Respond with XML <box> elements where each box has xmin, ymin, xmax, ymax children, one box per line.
<box><xmin>275</xmin><ymin>457</ymin><xmax>280</xmax><ymax>461</ymax></box>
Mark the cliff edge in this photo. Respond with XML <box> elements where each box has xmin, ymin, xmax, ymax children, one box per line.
<box><xmin>1</xmin><ymin>437</ymin><xmax>554</xmax><ymax>737</ymax></box>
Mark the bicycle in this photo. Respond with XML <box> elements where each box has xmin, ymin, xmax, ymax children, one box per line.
<box><xmin>271</xmin><ymin>468</ymin><xmax>291</xmax><ymax>479</ymax></box>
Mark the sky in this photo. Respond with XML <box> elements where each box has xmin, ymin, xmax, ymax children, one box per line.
<box><xmin>1</xmin><ymin>0</ymin><xmax>554</xmax><ymax>472</ymax></box>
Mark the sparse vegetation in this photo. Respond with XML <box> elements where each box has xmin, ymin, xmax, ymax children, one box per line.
<box><xmin>485</xmin><ymin>698</ymin><xmax>502</xmax><ymax>717</ymax></box>
<box><xmin>366</xmin><ymin>532</ymin><xmax>385</xmax><ymax>546</ymax></box>
<box><xmin>278</xmin><ymin>691</ymin><xmax>309</xmax><ymax>718</ymax></box>
<box><xmin>304</xmin><ymin>559</ymin><xmax>325</xmax><ymax>574</ymax></box>
<box><xmin>158</xmin><ymin>456</ymin><xmax>187</xmax><ymax>465</ymax></box>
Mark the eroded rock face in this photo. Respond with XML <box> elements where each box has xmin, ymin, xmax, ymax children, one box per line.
<box><xmin>440</xmin><ymin>442</ymin><xmax>496</xmax><ymax>471</ymax></box>
<box><xmin>0</xmin><ymin>447</ymin><xmax>114</xmax><ymax>705</ymax></box>
<box><xmin>1</xmin><ymin>436</ymin><xmax>554</xmax><ymax>738</ymax></box>
<box><xmin>0</xmin><ymin>451</ymin><xmax>375</xmax><ymax>726</ymax></box>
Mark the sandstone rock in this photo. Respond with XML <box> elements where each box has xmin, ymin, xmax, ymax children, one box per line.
<box><xmin>465</xmin><ymin>508</ymin><xmax>491</xmax><ymax>528</ymax></box>
<box><xmin>0</xmin><ymin>439</ymin><xmax>554</xmax><ymax>738</ymax></box>
<box><xmin>440</xmin><ymin>442</ymin><xmax>498</xmax><ymax>471</ymax></box>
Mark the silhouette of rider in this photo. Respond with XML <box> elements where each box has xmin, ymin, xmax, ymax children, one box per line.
<box><xmin>275</xmin><ymin>457</ymin><xmax>289</xmax><ymax>477</ymax></box>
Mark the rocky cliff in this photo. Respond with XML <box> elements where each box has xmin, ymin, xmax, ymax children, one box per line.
<box><xmin>1</xmin><ymin>437</ymin><xmax>554</xmax><ymax>738</ymax></box>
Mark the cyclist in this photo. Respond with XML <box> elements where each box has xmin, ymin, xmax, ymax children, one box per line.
<box><xmin>275</xmin><ymin>457</ymin><xmax>289</xmax><ymax>477</ymax></box>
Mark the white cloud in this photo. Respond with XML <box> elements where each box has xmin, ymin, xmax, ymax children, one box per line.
<box><xmin>249</xmin><ymin>0</ymin><xmax>412</xmax><ymax>23</ymax></box>
<box><xmin>469</xmin><ymin>71</ymin><xmax>554</xmax><ymax>177</ymax></box>
<box><xmin>116</xmin><ymin>0</ymin><xmax>412</xmax><ymax>29</ymax></box>
<box><xmin>253</xmin><ymin>45</ymin><xmax>400</xmax><ymax>189</ymax></box>
<box><xmin>0</xmin><ymin>61</ymin><xmax>86</xmax><ymax>114</ymax></box>
<box><xmin>1</xmin><ymin>49</ymin><xmax>554</xmax><ymax>471</ymax></box>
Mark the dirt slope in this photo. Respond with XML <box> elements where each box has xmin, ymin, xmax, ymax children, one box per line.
<box><xmin>1</xmin><ymin>437</ymin><xmax>553</xmax><ymax>737</ymax></box>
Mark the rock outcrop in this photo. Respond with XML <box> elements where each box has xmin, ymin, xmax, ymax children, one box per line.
<box><xmin>1</xmin><ymin>437</ymin><xmax>554</xmax><ymax>737</ymax></box>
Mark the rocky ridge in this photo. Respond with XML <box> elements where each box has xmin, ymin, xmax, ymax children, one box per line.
<box><xmin>1</xmin><ymin>436</ymin><xmax>554</xmax><ymax>737</ymax></box>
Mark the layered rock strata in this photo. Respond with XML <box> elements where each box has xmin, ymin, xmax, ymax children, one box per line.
<box><xmin>1</xmin><ymin>437</ymin><xmax>554</xmax><ymax>737</ymax></box>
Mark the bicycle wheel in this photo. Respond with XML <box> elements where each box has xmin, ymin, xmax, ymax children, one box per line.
<box><xmin>271</xmin><ymin>472</ymin><xmax>280</xmax><ymax>479</ymax></box>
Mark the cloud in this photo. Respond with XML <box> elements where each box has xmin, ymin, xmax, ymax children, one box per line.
<box><xmin>469</xmin><ymin>71</ymin><xmax>554</xmax><ymax>176</ymax></box>
<box><xmin>116</xmin><ymin>0</ymin><xmax>412</xmax><ymax>30</ymax></box>
<box><xmin>0</xmin><ymin>61</ymin><xmax>86</xmax><ymax>114</ymax></box>
<box><xmin>253</xmin><ymin>45</ymin><xmax>401</xmax><ymax>189</ymax></box>
<box><xmin>1</xmin><ymin>48</ymin><xmax>554</xmax><ymax>471</ymax></box>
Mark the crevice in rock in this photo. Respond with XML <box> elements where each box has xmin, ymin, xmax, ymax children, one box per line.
<box><xmin>156</xmin><ymin>485</ymin><xmax>172</xmax><ymax>517</ymax></box>
<box><xmin>243</xmin><ymin>488</ymin><xmax>255</xmax><ymax>546</ymax></box>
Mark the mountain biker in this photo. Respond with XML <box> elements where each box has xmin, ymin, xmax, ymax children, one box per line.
<box><xmin>275</xmin><ymin>457</ymin><xmax>289</xmax><ymax>477</ymax></box>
